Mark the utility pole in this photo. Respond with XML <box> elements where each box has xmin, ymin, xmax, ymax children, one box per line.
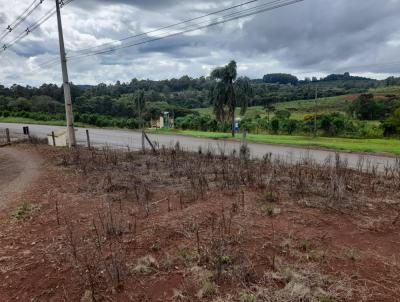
<box><xmin>55</xmin><ymin>0</ymin><xmax>76</xmax><ymax>147</ymax></box>
<box><xmin>314</xmin><ymin>86</ymin><xmax>318</xmax><ymax>137</ymax></box>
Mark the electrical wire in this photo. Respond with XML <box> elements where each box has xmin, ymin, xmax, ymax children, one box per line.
<box><xmin>67</xmin><ymin>0</ymin><xmax>303</xmax><ymax>60</ymax></box>
<box><xmin>33</xmin><ymin>0</ymin><xmax>298</xmax><ymax>69</ymax></box>
<box><xmin>1</xmin><ymin>0</ymin><xmax>75</xmax><ymax>52</ymax></box>
<box><xmin>69</xmin><ymin>0</ymin><xmax>259</xmax><ymax>56</ymax></box>
<box><xmin>0</xmin><ymin>0</ymin><xmax>43</xmax><ymax>44</ymax></box>
<box><xmin>31</xmin><ymin>0</ymin><xmax>303</xmax><ymax>72</ymax></box>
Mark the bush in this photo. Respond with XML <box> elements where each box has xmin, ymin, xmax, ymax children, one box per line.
<box><xmin>382</xmin><ymin>108</ymin><xmax>400</xmax><ymax>136</ymax></box>
<box><xmin>320</xmin><ymin>112</ymin><xmax>348</xmax><ymax>136</ymax></box>
<box><xmin>348</xmin><ymin>94</ymin><xmax>389</xmax><ymax>120</ymax></box>
<box><xmin>175</xmin><ymin>114</ymin><xmax>219</xmax><ymax>132</ymax></box>
<box><xmin>275</xmin><ymin>109</ymin><xmax>291</xmax><ymax>120</ymax></box>
<box><xmin>270</xmin><ymin>118</ymin><xmax>280</xmax><ymax>134</ymax></box>
<box><xmin>282</xmin><ymin>119</ymin><xmax>298</xmax><ymax>134</ymax></box>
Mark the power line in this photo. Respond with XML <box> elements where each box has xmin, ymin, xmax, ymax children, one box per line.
<box><xmin>67</xmin><ymin>0</ymin><xmax>303</xmax><ymax>60</ymax></box>
<box><xmin>1</xmin><ymin>0</ymin><xmax>75</xmax><ymax>52</ymax></box>
<box><xmin>69</xmin><ymin>0</ymin><xmax>259</xmax><ymax>56</ymax></box>
<box><xmin>0</xmin><ymin>0</ymin><xmax>43</xmax><ymax>44</ymax></box>
<box><xmin>31</xmin><ymin>0</ymin><xmax>400</xmax><ymax>76</ymax></box>
<box><xmin>33</xmin><ymin>0</ymin><xmax>299</xmax><ymax>70</ymax></box>
<box><xmin>70</xmin><ymin>0</ymin><xmax>290</xmax><ymax>57</ymax></box>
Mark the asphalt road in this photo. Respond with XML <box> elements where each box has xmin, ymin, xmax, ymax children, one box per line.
<box><xmin>1</xmin><ymin>122</ymin><xmax>398</xmax><ymax>171</ymax></box>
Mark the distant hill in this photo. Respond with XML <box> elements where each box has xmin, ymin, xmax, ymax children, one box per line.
<box><xmin>321</xmin><ymin>72</ymin><xmax>373</xmax><ymax>82</ymax></box>
<box><xmin>77</xmin><ymin>85</ymin><xmax>94</xmax><ymax>90</ymax></box>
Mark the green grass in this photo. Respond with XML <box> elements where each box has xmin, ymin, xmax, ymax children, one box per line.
<box><xmin>195</xmin><ymin>86</ymin><xmax>400</xmax><ymax>121</ymax></box>
<box><xmin>194</xmin><ymin>106</ymin><xmax>265</xmax><ymax>118</ymax></box>
<box><xmin>150</xmin><ymin>128</ymin><xmax>400</xmax><ymax>156</ymax></box>
<box><xmin>195</xmin><ymin>95</ymin><xmax>351</xmax><ymax>121</ymax></box>
<box><xmin>369</xmin><ymin>85</ymin><xmax>400</xmax><ymax>94</ymax></box>
<box><xmin>274</xmin><ymin>96</ymin><xmax>349</xmax><ymax>115</ymax></box>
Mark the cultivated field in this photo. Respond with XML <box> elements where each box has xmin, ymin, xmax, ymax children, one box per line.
<box><xmin>0</xmin><ymin>143</ymin><xmax>400</xmax><ymax>301</ymax></box>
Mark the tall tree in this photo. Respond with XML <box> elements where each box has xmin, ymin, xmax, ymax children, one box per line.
<box><xmin>264</xmin><ymin>103</ymin><xmax>276</xmax><ymax>122</ymax></box>
<box><xmin>210</xmin><ymin>60</ymin><xmax>250</xmax><ymax>137</ymax></box>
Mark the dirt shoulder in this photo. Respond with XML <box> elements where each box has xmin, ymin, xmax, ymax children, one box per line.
<box><xmin>0</xmin><ymin>146</ymin><xmax>43</xmax><ymax>212</ymax></box>
<box><xmin>0</xmin><ymin>145</ymin><xmax>399</xmax><ymax>301</ymax></box>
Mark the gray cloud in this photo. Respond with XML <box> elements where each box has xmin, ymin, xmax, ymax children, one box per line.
<box><xmin>1</xmin><ymin>0</ymin><xmax>400</xmax><ymax>86</ymax></box>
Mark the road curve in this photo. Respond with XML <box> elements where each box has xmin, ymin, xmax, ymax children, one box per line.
<box><xmin>0</xmin><ymin>122</ymin><xmax>398</xmax><ymax>171</ymax></box>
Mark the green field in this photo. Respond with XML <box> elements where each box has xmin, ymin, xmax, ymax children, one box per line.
<box><xmin>195</xmin><ymin>95</ymin><xmax>351</xmax><ymax>121</ymax></box>
<box><xmin>150</xmin><ymin>128</ymin><xmax>400</xmax><ymax>156</ymax></box>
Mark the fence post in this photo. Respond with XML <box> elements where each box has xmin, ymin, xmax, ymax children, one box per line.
<box><xmin>6</xmin><ymin>128</ymin><xmax>10</xmax><ymax>143</ymax></box>
<box><xmin>51</xmin><ymin>131</ymin><xmax>56</xmax><ymax>147</ymax></box>
<box><xmin>143</xmin><ymin>132</ymin><xmax>156</xmax><ymax>153</ymax></box>
<box><xmin>86</xmin><ymin>129</ymin><xmax>91</xmax><ymax>149</ymax></box>
<box><xmin>142</xmin><ymin>130</ymin><xmax>145</xmax><ymax>153</ymax></box>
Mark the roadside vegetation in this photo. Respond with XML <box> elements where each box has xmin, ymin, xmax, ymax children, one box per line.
<box><xmin>1</xmin><ymin>67</ymin><xmax>400</xmax><ymax>150</ymax></box>
<box><xmin>2</xmin><ymin>142</ymin><xmax>399</xmax><ymax>301</ymax></box>
<box><xmin>151</xmin><ymin>128</ymin><xmax>400</xmax><ymax>155</ymax></box>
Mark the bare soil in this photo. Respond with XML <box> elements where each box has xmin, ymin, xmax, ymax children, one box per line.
<box><xmin>0</xmin><ymin>146</ymin><xmax>42</xmax><ymax>211</ymax></box>
<box><xmin>0</xmin><ymin>144</ymin><xmax>399</xmax><ymax>302</ymax></box>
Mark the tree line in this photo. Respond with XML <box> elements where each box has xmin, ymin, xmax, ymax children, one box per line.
<box><xmin>1</xmin><ymin>67</ymin><xmax>400</xmax><ymax>135</ymax></box>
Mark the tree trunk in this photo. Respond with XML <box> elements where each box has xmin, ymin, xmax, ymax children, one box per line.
<box><xmin>231</xmin><ymin>113</ymin><xmax>235</xmax><ymax>137</ymax></box>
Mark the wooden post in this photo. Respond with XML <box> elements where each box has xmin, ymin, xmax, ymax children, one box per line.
<box><xmin>5</xmin><ymin>128</ymin><xmax>10</xmax><ymax>143</ymax></box>
<box><xmin>51</xmin><ymin>131</ymin><xmax>56</xmax><ymax>147</ymax></box>
<box><xmin>141</xmin><ymin>130</ymin><xmax>145</xmax><ymax>153</ymax></box>
<box><xmin>143</xmin><ymin>132</ymin><xmax>156</xmax><ymax>153</ymax></box>
<box><xmin>86</xmin><ymin>129</ymin><xmax>91</xmax><ymax>149</ymax></box>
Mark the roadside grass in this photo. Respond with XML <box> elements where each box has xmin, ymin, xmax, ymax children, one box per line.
<box><xmin>2</xmin><ymin>116</ymin><xmax>398</xmax><ymax>155</ymax></box>
<box><xmin>150</xmin><ymin>128</ymin><xmax>400</xmax><ymax>156</ymax></box>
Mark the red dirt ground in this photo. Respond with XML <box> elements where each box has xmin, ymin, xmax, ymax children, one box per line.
<box><xmin>0</xmin><ymin>144</ymin><xmax>399</xmax><ymax>301</ymax></box>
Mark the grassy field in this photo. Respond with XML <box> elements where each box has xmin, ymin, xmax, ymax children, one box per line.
<box><xmin>195</xmin><ymin>95</ymin><xmax>351</xmax><ymax>121</ymax></box>
<box><xmin>151</xmin><ymin>128</ymin><xmax>400</xmax><ymax>155</ymax></box>
<box><xmin>196</xmin><ymin>86</ymin><xmax>400</xmax><ymax>121</ymax></box>
<box><xmin>369</xmin><ymin>85</ymin><xmax>400</xmax><ymax>94</ymax></box>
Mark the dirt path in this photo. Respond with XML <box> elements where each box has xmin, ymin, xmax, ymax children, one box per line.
<box><xmin>0</xmin><ymin>147</ymin><xmax>42</xmax><ymax>211</ymax></box>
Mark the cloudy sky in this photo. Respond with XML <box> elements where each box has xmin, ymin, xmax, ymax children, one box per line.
<box><xmin>0</xmin><ymin>0</ymin><xmax>400</xmax><ymax>86</ymax></box>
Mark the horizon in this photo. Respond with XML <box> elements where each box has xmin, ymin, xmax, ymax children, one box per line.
<box><xmin>1</xmin><ymin>0</ymin><xmax>400</xmax><ymax>86</ymax></box>
<box><xmin>0</xmin><ymin>71</ymin><xmax>392</xmax><ymax>89</ymax></box>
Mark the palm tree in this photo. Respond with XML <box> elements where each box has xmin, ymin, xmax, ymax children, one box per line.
<box><xmin>134</xmin><ymin>90</ymin><xmax>145</xmax><ymax>128</ymax></box>
<box><xmin>210</xmin><ymin>61</ymin><xmax>251</xmax><ymax>137</ymax></box>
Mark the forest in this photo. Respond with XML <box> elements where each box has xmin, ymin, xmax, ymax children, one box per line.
<box><xmin>1</xmin><ymin>72</ymin><xmax>400</xmax><ymax>137</ymax></box>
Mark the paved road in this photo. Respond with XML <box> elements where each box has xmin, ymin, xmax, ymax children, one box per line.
<box><xmin>1</xmin><ymin>122</ymin><xmax>398</xmax><ymax>171</ymax></box>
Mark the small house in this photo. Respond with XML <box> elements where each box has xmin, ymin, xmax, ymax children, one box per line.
<box><xmin>151</xmin><ymin>112</ymin><xmax>174</xmax><ymax>129</ymax></box>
